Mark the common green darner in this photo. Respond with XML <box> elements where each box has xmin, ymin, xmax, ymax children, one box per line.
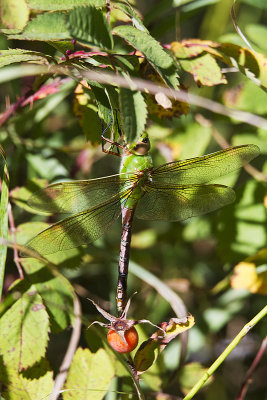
<box><xmin>26</xmin><ymin>129</ymin><xmax>259</xmax><ymax>315</ymax></box>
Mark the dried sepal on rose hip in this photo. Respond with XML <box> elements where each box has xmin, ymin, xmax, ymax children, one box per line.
<box><xmin>87</xmin><ymin>294</ymin><xmax>163</xmax><ymax>354</ymax></box>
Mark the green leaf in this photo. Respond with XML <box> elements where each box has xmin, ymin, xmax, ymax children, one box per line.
<box><xmin>119</xmin><ymin>87</ymin><xmax>147</xmax><ymax>144</ymax></box>
<box><xmin>27</xmin><ymin>0</ymin><xmax>105</xmax><ymax>11</ymax></box>
<box><xmin>10</xmin><ymin>178</ymin><xmax>47</xmax><ymax>213</ymax></box>
<box><xmin>0</xmin><ymin>0</ymin><xmax>29</xmax><ymax>30</ymax></box>
<box><xmin>64</xmin><ymin>347</ymin><xmax>115</xmax><ymax>399</ymax></box>
<box><xmin>0</xmin><ymin>145</ymin><xmax>9</xmax><ymax>300</ymax></box>
<box><xmin>217</xmin><ymin>180</ymin><xmax>267</xmax><ymax>261</ymax></box>
<box><xmin>134</xmin><ymin>339</ymin><xmax>160</xmax><ymax>373</ymax></box>
<box><xmin>26</xmin><ymin>153</ymin><xmax>68</xmax><ymax>180</ymax></box>
<box><xmin>113</xmin><ymin>1</ymin><xmax>148</xmax><ymax>33</ymax></box>
<box><xmin>171</xmin><ymin>41</ymin><xmax>227</xmax><ymax>86</ymax></box>
<box><xmin>241</xmin><ymin>0</ymin><xmax>267</xmax><ymax>9</ymax></box>
<box><xmin>0</xmin><ymin>283</ymin><xmax>50</xmax><ymax>370</ymax></box>
<box><xmin>0</xmin><ymin>49</ymin><xmax>51</xmax><ymax>68</ymax></box>
<box><xmin>68</xmin><ymin>6</ymin><xmax>113</xmax><ymax>50</ymax></box>
<box><xmin>21</xmin><ymin>258</ymin><xmax>75</xmax><ymax>333</ymax></box>
<box><xmin>224</xmin><ymin>80</ymin><xmax>267</xmax><ymax>115</ymax></box>
<box><xmin>0</xmin><ymin>359</ymin><xmax>54</xmax><ymax>400</ymax></box>
<box><xmin>113</xmin><ymin>25</ymin><xmax>179</xmax><ymax>88</ymax></box>
<box><xmin>246</xmin><ymin>24</ymin><xmax>267</xmax><ymax>53</ymax></box>
<box><xmin>9</xmin><ymin>12</ymin><xmax>71</xmax><ymax>41</ymax></box>
<box><xmin>178</xmin><ymin>362</ymin><xmax>212</xmax><ymax>395</ymax></box>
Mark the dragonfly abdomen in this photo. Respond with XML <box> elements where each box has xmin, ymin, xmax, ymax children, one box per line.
<box><xmin>117</xmin><ymin>207</ymin><xmax>135</xmax><ymax>315</ymax></box>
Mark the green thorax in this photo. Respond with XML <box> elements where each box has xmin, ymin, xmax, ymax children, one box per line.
<box><xmin>120</xmin><ymin>133</ymin><xmax>153</xmax><ymax>210</ymax></box>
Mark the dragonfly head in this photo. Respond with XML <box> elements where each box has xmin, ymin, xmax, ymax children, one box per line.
<box><xmin>128</xmin><ymin>132</ymin><xmax>150</xmax><ymax>155</ymax></box>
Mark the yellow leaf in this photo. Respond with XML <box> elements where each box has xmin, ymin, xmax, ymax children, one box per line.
<box><xmin>231</xmin><ymin>262</ymin><xmax>267</xmax><ymax>295</ymax></box>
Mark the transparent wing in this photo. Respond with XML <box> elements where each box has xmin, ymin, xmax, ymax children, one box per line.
<box><xmin>151</xmin><ymin>145</ymin><xmax>260</xmax><ymax>185</ymax></box>
<box><xmin>26</xmin><ymin>195</ymin><xmax>123</xmax><ymax>255</ymax></box>
<box><xmin>136</xmin><ymin>183</ymin><xmax>235</xmax><ymax>221</ymax></box>
<box><xmin>28</xmin><ymin>174</ymin><xmax>134</xmax><ymax>214</ymax></box>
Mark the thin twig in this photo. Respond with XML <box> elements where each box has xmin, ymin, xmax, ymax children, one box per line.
<box><xmin>236</xmin><ymin>335</ymin><xmax>267</xmax><ymax>400</ymax></box>
<box><xmin>50</xmin><ymin>295</ymin><xmax>82</xmax><ymax>400</ymax></box>
<box><xmin>1</xmin><ymin>65</ymin><xmax>267</xmax><ymax>131</ymax></box>
<box><xmin>7</xmin><ymin>203</ymin><xmax>24</xmax><ymax>279</ymax></box>
<box><xmin>183</xmin><ymin>305</ymin><xmax>267</xmax><ymax>400</ymax></box>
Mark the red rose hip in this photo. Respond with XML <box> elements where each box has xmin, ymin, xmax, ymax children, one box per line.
<box><xmin>107</xmin><ymin>327</ymin><xmax>138</xmax><ymax>353</ymax></box>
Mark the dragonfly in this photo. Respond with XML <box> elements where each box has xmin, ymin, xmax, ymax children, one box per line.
<box><xmin>26</xmin><ymin>130</ymin><xmax>260</xmax><ymax>315</ymax></box>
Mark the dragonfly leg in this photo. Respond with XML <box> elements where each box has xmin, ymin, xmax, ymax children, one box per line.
<box><xmin>97</xmin><ymin>110</ymin><xmax>124</xmax><ymax>157</ymax></box>
<box><xmin>117</xmin><ymin>208</ymin><xmax>135</xmax><ymax>316</ymax></box>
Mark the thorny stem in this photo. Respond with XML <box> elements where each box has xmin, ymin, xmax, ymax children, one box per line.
<box><xmin>125</xmin><ymin>353</ymin><xmax>145</xmax><ymax>400</ymax></box>
<box><xmin>7</xmin><ymin>203</ymin><xmax>24</xmax><ymax>279</ymax></box>
<box><xmin>183</xmin><ymin>304</ymin><xmax>267</xmax><ymax>400</ymax></box>
<box><xmin>236</xmin><ymin>335</ymin><xmax>267</xmax><ymax>400</ymax></box>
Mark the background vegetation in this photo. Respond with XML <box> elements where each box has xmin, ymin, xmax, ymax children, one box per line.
<box><xmin>0</xmin><ymin>0</ymin><xmax>266</xmax><ymax>399</ymax></box>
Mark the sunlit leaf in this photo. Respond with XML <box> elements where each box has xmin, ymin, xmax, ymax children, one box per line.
<box><xmin>0</xmin><ymin>359</ymin><xmax>54</xmax><ymax>400</ymax></box>
<box><xmin>0</xmin><ymin>283</ymin><xmax>50</xmax><ymax>370</ymax></box>
<box><xmin>9</xmin><ymin>12</ymin><xmax>71</xmax><ymax>41</ymax></box>
<box><xmin>0</xmin><ymin>49</ymin><xmax>51</xmax><ymax>68</ymax></box>
<box><xmin>0</xmin><ymin>0</ymin><xmax>29</xmax><ymax>30</ymax></box>
<box><xmin>231</xmin><ymin>261</ymin><xmax>267</xmax><ymax>295</ymax></box>
<box><xmin>64</xmin><ymin>347</ymin><xmax>115</xmax><ymax>400</ymax></box>
<box><xmin>171</xmin><ymin>41</ymin><xmax>227</xmax><ymax>86</ymax></box>
<box><xmin>21</xmin><ymin>258</ymin><xmax>75</xmax><ymax>332</ymax></box>
<box><xmin>27</xmin><ymin>0</ymin><xmax>105</xmax><ymax>11</ymax></box>
<box><xmin>113</xmin><ymin>25</ymin><xmax>179</xmax><ymax>88</ymax></box>
<box><xmin>68</xmin><ymin>6</ymin><xmax>113</xmax><ymax>50</ymax></box>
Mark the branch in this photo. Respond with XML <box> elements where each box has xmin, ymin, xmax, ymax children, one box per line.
<box><xmin>50</xmin><ymin>295</ymin><xmax>82</xmax><ymax>400</ymax></box>
<box><xmin>236</xmin><ymin>335</ymin><xmax>267</xmax><ymax>400</ymax></box>
<box><xmin>183</xmin><ymin>305</ymin><xmax>267</xmax><ymax>400</ymax></box>
<box><xmin>1</xmin><ymin>64</ymin><xmax>267</xmax><ymax>130</ymax></box>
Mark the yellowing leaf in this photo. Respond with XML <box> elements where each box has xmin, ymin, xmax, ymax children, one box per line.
<box><xmin>171</xmin><ymin>41</ymin><xmax>227</xmax><ymax>87</ymax></box>
<box><xmin>231</xmin><ymin>262</ymin><xmax>267</xmax><ymax>295</ymax></box>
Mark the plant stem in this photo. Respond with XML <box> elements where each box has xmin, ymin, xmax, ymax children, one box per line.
<box><xmin>236</xmin><ymin>335</ymin><xmax>267</xmax><ymax>400</ymax></box>
<box><xmin>183</xmin><ymin>304</ymin><xmax>267</xmax><ymax>400</ymax></box>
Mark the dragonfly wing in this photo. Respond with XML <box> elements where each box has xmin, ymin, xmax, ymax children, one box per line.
<box><xmin>136</xmin><ymin>183</ymin><xmax>235</xmax><ymax>221</ymax></box>
<box><xmin>151</xmin><ymin>145</ymin><xmax>260</xmax><ymax>184</ymax></box>
<box><xmin>29</xmin><ymin>174</ymin><xmax>126</xmax><ymax>214</ymax></box>
<box><xmin>26</xmin><ymin>195</ymin><xmax>123</xmax><ymax>255</ymax></box>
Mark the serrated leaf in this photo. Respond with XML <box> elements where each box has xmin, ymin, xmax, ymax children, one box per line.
<box><xmin>68</xmin><ymin>6</ymin><xmax>113</xmax><ymax>50</ymax></box>
<box><xmin>171</xmin><ymin>41</ymin><xmax>227</xmax><ymax>86</ymax></box>
<box><xmin>0</xmin><ymin>0</ymin><xmax>29</xmax><ymax>30</ymax></box>
<box><xmin>119</xmin><ymin>87</ymin><xmax>147</xmax><ymax>143</ymax></box>
<box><xmin>113</xmin><ymin>2</ymin><xmax>148</xmax><ymax>33</ymax></box>
<box><xmin>64</xmin><ymin>347</ymin><xmax>115</xmax><ymax>400</ymax></box>
<box><xmin>0</xmin><ymin>145</ymin><xmax>9</xmax><ymax>300</ymax></box>
<box><xmin>0</xmin><ymin>49</ymin><xmax>51</xmax><ymax>68</ymax></box>
<box><xmin>9</xmin><ymin>12</ymin><xmax>71</xmax><ymax>41</ymax></box>
<box><xmin>27</xmin><ymin>0</ymin><xmax>105</xmax><ymax>11</ymax></box>
<box><xmin>21</xmin><ymin>258</ymin><xmax>75</xmax><ymax>332</ymax></box>
<box><xmin>113</xmin><ymin>25</ymin><xmax>179</xmax><ymax>88</ymax></box>
<box><xmin>0</xmin><ymin>284</ymin><xmax>50</xmax><ymax>370</ymax></box>
<box><xmin>0</xmin><ymin>359</ymin><xmax>54</xmax><ymax>400</ymax></box>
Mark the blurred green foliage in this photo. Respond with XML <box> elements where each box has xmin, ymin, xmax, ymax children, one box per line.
<box><xmin>0</xmin><ymin>1</ymin><xmax>267</xmax><ymax>399</ymax></box>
